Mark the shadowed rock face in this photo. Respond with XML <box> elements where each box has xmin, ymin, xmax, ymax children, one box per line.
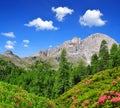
<box><xmin>4</xmin><ymin>50</ymin><xmax>14</xmax><ymax>57</ymax></box>
<box><xmin>34</xmin><ymin>33</ymin><xmax>117</xmax><ymax>64</ymax></box>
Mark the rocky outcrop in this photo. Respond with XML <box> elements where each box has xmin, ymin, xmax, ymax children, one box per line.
<box><xmin>1</xmin><ymin>33</ymin><xmax>118</xmax><ymax>67</ymax></box>
<box><xmin>34</xmin><ymin>33</ymin><xmax>117</xmax><ymax>64</ymax></box>
<box><xmin>2</xmin><ymin>50</ymin><xmax>26</xmax><ymax>67</ymax></box>
<box><xmin>4</xmin><ymin>50</ymin><xmax>14</xmax><ymax>57</ymax></box>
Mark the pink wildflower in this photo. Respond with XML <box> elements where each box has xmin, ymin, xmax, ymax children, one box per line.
<box><xmin>107</xmin><ymin>96</ymin><xmax>111</xmax><ymax>100</ymax></box>
<box><xmin>106</xmin><ymin>86</ymin><xmax>108</xmax><ymax>89</ymax></box>
<box><xmin>85</xmin><ymin>100</ymin><xmax>90</xmax><ymax>105</ymax></box>
<box><xmin>116</xmin><ymin>92</ymin><xmax>120</xmax><ymax>97</ymax></box>
<box><xmin>74</xmin><ymin>100</ymin><xmax>79</xmax><ymax>105</ymax></box>
<box><xmin>112</xmin><ymin>80</ymin><xmax>117</xmax><ymax>85</ymax></box>
<box><xmin>98</xmin><ymin>95</ymin><xmax>107</xmax><ymax>106</ymax></box>
<box><xmin>110</xmin><ymin>91</ymin><xmax>115</xmax><ymax>95</ymax></box>
<box><xmin>81</xmin><ymin>102</ymin><xmax>84</xmax><ymax>106</ymax></box>
<box><xmin>111</xmin><ymin>97</ymin><xmax>120</xmax><ymax>103</ymax></box>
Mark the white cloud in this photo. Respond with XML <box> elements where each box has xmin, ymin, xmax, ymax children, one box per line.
<box><xmin>52</xmin><ymin>7</ymin><xmax>74</xmax><ymax>21</ymax></box>
<box><xmin>1</xmin><ymin>32</ymin><xmax>15</xmax><ymax>38</ymax></box>
<box><xmin>23</xmin><ymin>40</ymin><xmax>30</xmax><ymax>44</ymax></box>
<box><xmin>23</xmin><ymin>40</ymin><xmax>30</xmax><ymax>47</ymax></box>
<box><xmin>23</xmin><ymin>44</ymin><xmax>29</xmax><ymax>47</ymax></box>
<box><xmin>24</xmin><ymin>18</ymin><xmax>58</xmax><ymax>30</ymax></box>
<box><xmin>79</xmin><ymin>9</ymin><xmax>106</xmax><ymax>27</ymax></box>
<box><xmin>5</xmin><ymin>40</ymin><xmax>16</xmax><ymax>49</ymax></box>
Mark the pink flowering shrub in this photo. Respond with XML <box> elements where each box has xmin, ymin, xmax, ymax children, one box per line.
<box><xmin>112</xmin><ymin>80</ymin><xmax>117</xmax><ymax>85</ymax></box>
<box><xmin>107</xmin><ymin>96</ymin><xmax>111</xmax><ymax>100</ymax></box>
<box><xmin>110</xmin><ymin>91</ymin><xmax>115</xmax><ymax>95</ymax></box>
<box><xmin>57</xmin><ymin>67</ymin><xmax>120</xmax><ymax>108</ymax></box>
<box><xmin>85</xmin><ymin>100</ymin><xmax>90</xmax><ymax>105</ymax></box>
<box><xmin>74</xmin><ymin>100</ymin><xmax>79</xmax><ymax>105</ymax></box>
<box><xmin>97</xmin><ymin>90</ymin><xmax>120</xmax><ymax>107</ymax></box>
<box><xmin>98</xmin><ymin>95</ymin><xmax>107</xmax><ymax>106</ymax></box>
<box><xmin>111</xmin><ymin>97</ymin><xmax>120</xmax><ymax>103</ymax></box>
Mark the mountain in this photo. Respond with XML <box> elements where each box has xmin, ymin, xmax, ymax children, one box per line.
<box><xmin>56</xmin><ymin>67</ymin><xmax>120</xmax><ymax>107</ymax></box>
<box><xmin>1</xmin><ymin>33</ymin><xmax>117</xmax><ymax>67</ymax></box>
<box><xmin>33</xmin><ymin>33</ymin><xmax>117</xmax><ymax>64</ymax></box>
<box><xmin>0</xmin><ymin>50</ymin><xmax>26</xmax><ymax>67</ymax></box>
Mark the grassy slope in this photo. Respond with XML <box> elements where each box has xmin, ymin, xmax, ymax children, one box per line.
<box><xmin>56</xmin><ymin>67</ymin><xmax>120</xmax><ymax>108</ymax></box>
<box><xmin>0</xmin><ymin>81</ymin><xmax>55</xmax><ymax>108</ymax></box>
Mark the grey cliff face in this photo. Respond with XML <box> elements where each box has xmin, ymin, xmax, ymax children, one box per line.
<box><xmin>4</xmin><ymin>50</ymin><xmax>14</xmax><ymax>57</ymax></box>
<box><xmin>34</xmin><ymin>33</ymin><xmax>117</xmax><ymax>64</ymax></box>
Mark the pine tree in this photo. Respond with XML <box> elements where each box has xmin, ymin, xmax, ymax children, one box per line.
<box><xmin>52</xmin><ymin>49</ymin><xmax>70</xmax><ymax>98</ymax></box>
<box><xmin>99</xmin><ymin>40</ymin><xmax>109</xmax><ymax>71</ymax></box>
<box><xmin>109</xmin><ymin>43</ymin><xmax>118</xmax><ymax>68</ymax></box>
<box><xmin>91</xmin><ymin>53</ymin><xmax>99</xmax><ymax>74</ymax></box>
<box><xmin>117</xmin><ymin>44</ymin><xmax>120</xmax><ymax>66</ymax></box>
<box><xmin>72</xmin><ymin>61</ymin><xmax>84</xmax><ymax>85</ymax></box>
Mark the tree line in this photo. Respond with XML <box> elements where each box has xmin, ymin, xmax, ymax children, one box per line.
<box><xmin>0</xmin><ymin>40</ymin><xmax>120</xmax><ymax>99</ymax></box>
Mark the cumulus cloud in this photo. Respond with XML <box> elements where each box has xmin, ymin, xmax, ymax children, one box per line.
<box><xmin>79</xmin><ymin>9</ymin><xmax>106</xmax><ymax>27</ymax></box>
<box><xmin>23</xmin><ymin>40</ymin><xmax>30</xmax><ymax>47</ymax></box>
<box><xmin>24</xmin><ymin>18</ymin><xmax>58</xmax><ymax>30</ymax></box>
<box><xmin>1</xmin><ymin>32</ymin><xmax>15</xmax><ymax>38</ymax></box>
<box><xmin>52</xmin><ymin>6</ymin><xmax>74</xmax><ymax>21</ymax></box>
<box><xmin>5</xmin><ymin>40</ymin><xmax>16</xmax><ymax>49</ymax></box>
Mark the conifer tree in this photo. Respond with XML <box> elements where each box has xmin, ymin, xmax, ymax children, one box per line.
<box><xmin>117</xmin><ymin>44</ymin><xmax>120</xmax><ymax>66</ymax></box>
<box><xmin>52</xmin><ymin>49</ymin><xmax>70</xmax><ymax>98</ymax></box>
<box><xmin>99</xmin><ymin>40</ymin><xmax>109</xmax><ymax>71</ymax></box>
<box><xmin>109</xmin><ymin>43</ymin><xmax>118</xmax><ymax>68</ymax></box>
<box><xmin>91</xmin><ymin>53</ymin><xmax>99</xmax><ymax>74</ymax></box>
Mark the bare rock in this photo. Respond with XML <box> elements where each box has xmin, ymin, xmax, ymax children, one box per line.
<box><xmin>34</xmin><ymin>33</ymin><xmax>117</xmax><ymax>64</ymax></box>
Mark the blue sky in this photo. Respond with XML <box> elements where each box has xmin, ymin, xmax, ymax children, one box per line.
<box><xmin>0</xmin><ymin>0</ymin><xmax>120</xmax><ymax>57</ymax></box>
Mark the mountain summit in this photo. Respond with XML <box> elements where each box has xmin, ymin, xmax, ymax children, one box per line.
<box><xmin>34</xmin><ymin>33</ymin><xmax>117</xmax><ymax>64</ymax></box>
<box><xmin>4</xmin><ymin>50</ymin><xmax>14</xmax><ymax>57</ymax></box>
<box><xmin>1</xmin><ymin>33</ymin><xmax>117</xmax><ymax>66</ymax></box>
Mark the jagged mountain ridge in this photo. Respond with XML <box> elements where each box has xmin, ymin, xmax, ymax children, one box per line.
<box><xmin>0</xmin><ymin>50</ymin><xmax>26</xmax><ymax>67</ymax></box>
<box><xmin>33</xmin><ymin>33</ymin><xmax>117</xmax><ymax>64</ymax></box>
<box><xmin>2</xmin><ymin>33</ymin><xmax>118</xmax><ymax>66</ymax></box>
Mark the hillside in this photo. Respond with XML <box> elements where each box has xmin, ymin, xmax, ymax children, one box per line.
<box><xmin>56</xmin><ymin>67</ymin><xmax>120</xmax><ymax>108</ymax></box>
<box><xmin>0</xmin><ymin>50</ymin><xmax>27</xmax><ymax>67</ymax></box>
<box><xmin>1</xmin><ymin>65</ymin><xmax>120</xmax><ymax>108</ymax></box>
<box><xmin>0</xmin><ymin>36</ymin><xmax>120</xmax><ymax>108</ymax></box>
<box><xmin>0</xmin><ymin>81</ymin><xmax>55</xmax><ymax>108</ymax></box>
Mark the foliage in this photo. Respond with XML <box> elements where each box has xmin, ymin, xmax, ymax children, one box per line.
<box><xmin>10</xmin><ymin>60</ymin><xmax>55</xmax><ymax>99</ymax></box>
<box><xmin>98</xmin><ymin>40</ymin><xmax>109</xmax><ymax>71</ymax></box>
<box><xmin>0</xmin><ymin>41</ymin><xmax>120</xmax><ymax>107</ymax></box>
<box><xmin>56</xmin><ymin>67</ymin><xmax>120</xmax><ymax>108</ymax></box>
<box><xmin>109</xmin><ymin>43</ymin><xmax>120</xmax><ymax>68</ymax></box>
<box><xmin>0</xmin><ymin>81</ymin><xmax>55</xmax><ymax>108</ymax></box>
<box><xmin>52</xmin><ymin>49</ymin><xmax>71</xmax><ymax>98</ymax></box>
<box><xmin>91</xmin><ymin>54</ymin><xmax>99</xmax><ymax>74</ymax></box>
<box><xmin>70</xmin><ymin>61</ymin><xmax>88</xmax><ymax>85</ymax></box>
<box><xmin>0</xmin><ymin>58</ymin><xmax>23</xmax><ymax>81</ymax></box>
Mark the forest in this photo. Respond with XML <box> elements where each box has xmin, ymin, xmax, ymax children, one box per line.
<box><xmin>0</xmin><ymin>40</ymin><xmax>120</xmax><ymax>107</ymax></box>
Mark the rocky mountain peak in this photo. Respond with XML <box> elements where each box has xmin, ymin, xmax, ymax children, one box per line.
<box><xmin>4</xmin><ymin>50</ymin><xmax>14</xmax><ymax>56</ymax></box>
<box><xmin>87</xmin><ymin>33</ymin><xmax>113</xmax><ymax>40</ymax></box>
<box><xmin>71</xmin><ymin>37</ymin><xmax>81</xmax><ymax>43</ymax></box>
<box><xmin>33</xmin><ymin>33</ymin><xmax>118</xmax><ymax>65</ymax></box>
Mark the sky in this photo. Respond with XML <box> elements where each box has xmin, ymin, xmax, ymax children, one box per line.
<box><xmin>0</xmin><ymin>0</ymin><xmax>120</xmax><ymax>57</ymax></box>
